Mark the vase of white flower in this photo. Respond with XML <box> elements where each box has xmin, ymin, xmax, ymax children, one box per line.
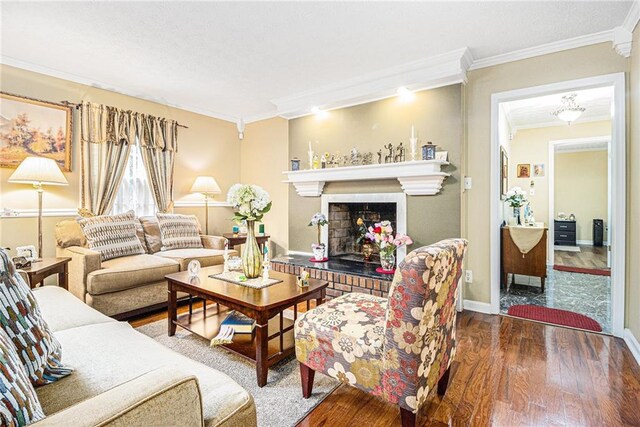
<box><xmin>504</xmin><ymin>186</ymin><xmax>528</xmax><ymax>226</ymax></box>
<box><xmin>227</xmin><ymin>184</ymin><xmax>272</xmax><ymax>278</ymax></box>
<box><xmin>308</xmin><ymin>213</ymin><xmax>328</xmax><ymax>261</ymax></box>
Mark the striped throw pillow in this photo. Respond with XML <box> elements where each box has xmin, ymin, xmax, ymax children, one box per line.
<box><xmin>0</xmin><ymin>326</ymin><xmax>45</xmax><ymax>426</ymax></box>
<box><xmin>77</xmin><ymin>210</ymin><xmax>145</xmax><ymax>261</ymax></box>
<box><xmin>157</xmin><ymin>213</ymin><xmax>203</xmax><ymax>251</ymax></box>
<box><xmin>0</xmin><ymin>250</ymin><xmax>73</xmax><ymax>387</ymax></box>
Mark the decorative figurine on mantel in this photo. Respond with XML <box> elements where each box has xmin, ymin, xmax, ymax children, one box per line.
<box><xmin>312</xmin><ymin>154</ymin><xmax>320</xmax><ymax>169</ymax></box>
<box><xmin>350</xmin><ymin>148</ymin><xmax>359</xmax><ymax>165</ymax></box>
<box><xmin>321</xmin><ymin>153</ymin><xmax>327</xmax><ymax>169</ymax></box>
<box><xmin>377</xmin><ymin>149</ymin><xmax>382</xmax><ymax>164</ymax></box>
<box><xmin>394</xmin><ymin>142</ymin><xmax>405</xmax><ymax>162</ymax></box>
<box><xmin>384</xmin><ymin>143</ymin><xmax>394</xmax><ymax>163</ymax></box>
<box><xmin>362</xmin><ymin>152</ymin><xmax>372</xmax><ymax>165</ymax></box>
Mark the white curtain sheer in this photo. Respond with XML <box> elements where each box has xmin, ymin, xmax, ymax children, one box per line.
<box><xmin>111</xmin><ymin>143</ymin><xmax>156</xmax><ymax>217</ymax></box>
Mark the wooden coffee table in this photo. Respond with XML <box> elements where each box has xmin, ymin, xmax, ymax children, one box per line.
<box><xmin>166</xmin><ymin>264</ymin><xmax>328</xmax><ymax>387</ymax></box>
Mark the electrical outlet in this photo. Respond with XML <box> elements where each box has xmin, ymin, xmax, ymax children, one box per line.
<box><xmin>464</xmin><ymin>177</ymin><xmax>472</xmax><ymax>190</ymax></box>
<box><xmin>465</xmin><ymin>270</ymin><xmax>473</xmax><ymax>283</ymax></box>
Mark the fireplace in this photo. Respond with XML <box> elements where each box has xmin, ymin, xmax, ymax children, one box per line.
<box><xmin>321</xmin><ymin>193</ymin><xmax>407</xmax><ymax>262</ymax></box>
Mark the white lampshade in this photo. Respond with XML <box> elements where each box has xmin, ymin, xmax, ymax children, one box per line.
<box><xmin>190</xmin><ymin>176</ymin><xmax>221</xmax><ymax>194</ymax></box>
<box><xmin>8</xmin><ymin>157</ymin><xmax>68</xmax><ymax>186</ymax></box>
<box><xmin>556</xmin><ymin>109</ymin><xmax>583</xmax><ymax>123</ymax></box>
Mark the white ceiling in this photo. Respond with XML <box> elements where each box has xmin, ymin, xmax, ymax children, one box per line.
<box><xmin>501</xmin><ymin>86</ymin><xmax>614</xmax><ymax>131</ymax></box>
<box><xmin>0</xmin><ymin>1</ymin><xmax>634</xmax><ymax>123</ymax></box>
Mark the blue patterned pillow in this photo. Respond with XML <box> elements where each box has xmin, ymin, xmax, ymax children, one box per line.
<box><xmin>0</xmin><ymin>326</ymin><xmax>45</xmax><ymax>426</ymax></box>
<box><xmin>0</xmin><ymin>249</ymin><xmax>73</xmax><ymax>386</ymax></box>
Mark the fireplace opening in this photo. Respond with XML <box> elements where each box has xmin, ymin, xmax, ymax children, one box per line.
<box><xmin>328</xmin><ymin>202</ymin><xmax>397</xmax><ymax>263</ymax></box>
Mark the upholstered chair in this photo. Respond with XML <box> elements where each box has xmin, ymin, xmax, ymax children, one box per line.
<box><xmin>294</xmin><ymin>238</ymin><xmax>467</xmax><ymax>427</ymax></box>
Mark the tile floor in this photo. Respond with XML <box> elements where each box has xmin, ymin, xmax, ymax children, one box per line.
<box><xmin>500</xmin><ymin>266</ymin><xmax>611</xmax><ymax>334</ymax></box>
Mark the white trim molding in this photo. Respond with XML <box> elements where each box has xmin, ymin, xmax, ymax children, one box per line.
<box><xmin>490</xmin><ymin>73</ymin><xmax>626</xmax><ymax>337</ymax></box>
<box><xmin>0</xmin><ymin>208</ymin><xmax>78</xmax><ymax>218</ymax></box>
<box><xmin>463</xmin><ymin>300</ymin><xmax>493</xmax><ymax>314</ymax></box>
<box><xmin>284</xmin><ymin>160</ymin><xmax>449</xmax><ymax>197</ymax></box>
<box><xmin>623</xmin><ymin>0</ymin><xmax>640</xmax><ymax>34</ymax></box>
<box><xmin>320</xmin><ymin>192</ymin><xmax>407</xmax><ymax>261</ymax></box>
<box><xmin>613</xmin><ymin>26</ymin><xmax>633</xmax><ymax>58</ymax></box>
<box><xmin>624</xmin><ymin>329</ymin><xmax>640</xmax><ymax>366</ymax></box>
<box><xmin>272</xmin><ymin>48</ymin><xmax>473</xmax><ymax>119</ymax></box>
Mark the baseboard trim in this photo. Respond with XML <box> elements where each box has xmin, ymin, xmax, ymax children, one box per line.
<box><xmin>576</xmin><ymin>239</ymin><xmax>609</xmax><ymax>246</ymax></box>
<box><xmin>624</xmin><ymin>328</ymin><xmax>640</xmax><ymax>366</ymax></box>
<box><xmin>463</xmin><ymin>300</ymin><xmax>493</xmax><ymax>314</ymax></box>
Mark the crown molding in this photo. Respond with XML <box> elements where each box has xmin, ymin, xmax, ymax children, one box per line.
<box><xmin>271</xmin><ymin>48</ymin><xmax>473</xmax><ymax>119</ymax></box>
<box><xmin>623</xmin><ymin>0</ymin><xmax>640</xmax><ymax>33</ymax></box>
<box><xmin>0</xmin><ymin>56</ymin><xmax>240</xmax><ymax>124</ymax></box>
<box><xmin>469</xmin><ymin>30</ymin><xmax>615</xmax><ymax>70</ymax></box>
<box><xmin>613</xmin><ymin>26</ymin><xmax>633</xmax><ymax>58</ymax></box>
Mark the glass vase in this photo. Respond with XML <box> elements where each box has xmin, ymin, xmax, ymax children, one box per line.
<box><xmin>513</xmin><ymin>206</ymin><xmax>521</xmax><ymax>226</ymax></box>
<box><xmin>242</xmin><ymin>220</ymin><xmax>262</xmax><ymax>278</ymax></box>
<box><xmin>380</xmin><ymin>252</ymin><xmax>396</xmax><ymax>271</ymax></box>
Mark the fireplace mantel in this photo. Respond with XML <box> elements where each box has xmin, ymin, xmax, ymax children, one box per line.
<box><xmin>283</xmin><ymin>160</ymin><xmax>449</xmax><ymax>197</ymax></box>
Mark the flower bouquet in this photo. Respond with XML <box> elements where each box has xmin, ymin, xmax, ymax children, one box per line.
<box><xmin>227</xmin><ymin>184</ymin><xmax>272</xmax><ymax>277</ymax></box>
<box><xmin>354</xmin><ymin>217</ymin><xmax>374</xmax><ymax>261</ymax></box>
<box><xmin>505</xmin><ymin>186</ymin><xmax>528</xmax><ymax>225</ymax></box>
<box><xmin>308</xmin><ymin>212</ymin><xmax>329</xmax><ymax>261</ymax></box>
<box><xmin>366</xmin><ymin>220</ymin><xmax>413</xmax><ymax>272</ymax></box>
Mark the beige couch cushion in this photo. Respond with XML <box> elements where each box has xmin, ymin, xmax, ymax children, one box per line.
<box><xmin>155</xmin><ymin>248</ymin><xmax>234</xmax><ymax>270</ymax></box>
<box><xmin>87</xmin><ymin>254</ymin><xmax>179</xmax><ymax>295</ymax></box>
<box><xmin>55</xmin><ymin>219</ymin><xmax>87</xmax><ymax>248</ymax></box>
<box><xmin>37</xmin><ymin>322</ymin><xmax>256</xmax><ymax>427</ymax></box>
<box><xmin>139</xmin><ymin>216</ymin><xmax>163</xmax><ymax>254</ymax></box>
<box><xmin>32</xmin><ymin>286</ymin><xmax>115</xmax><ymax>332</ymax></box>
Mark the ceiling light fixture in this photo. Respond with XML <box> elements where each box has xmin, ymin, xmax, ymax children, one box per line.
<box><xmin>311</xmin><ymin>106</ymin><xmax>329</xmax><ymax>119</ymax></box>
<box><xmin>236</xmin><ymin>118</ymin><xmax>245</xmax><ymax>140</ymax></box>
<box><xmin>397</xmin><ymin>86</ymin><xmax>415</xmax><ymax>102</ymax></box>
<box><xmin>552</xmin><ymin>93</ymin><xmax>585</xmax><ymax>124</ymax></box>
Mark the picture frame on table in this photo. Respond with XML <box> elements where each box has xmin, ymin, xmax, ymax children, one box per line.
<box><xmin>0</xmin><ymin>92</ymin><xmax>73</xmax><ymax>172</ymax></box>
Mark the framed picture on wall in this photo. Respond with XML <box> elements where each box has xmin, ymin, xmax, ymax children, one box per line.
<box><xmin>533</xmin><ymin>163</ymin><xmax>545</xmax><ymax>177</ymax></box>
<box><xmin>500</xmin><ymin>147</ymin><xmax>509</xmax><ymax>198</ymax></box>
<box><xmin>517</xmin><ymin>163</ymin><xmax>530</xmax><ymax>178</ymax></box>
<box><xmin>0</xmin><ymin>92</ymin><xmax>73</xmax><ymax>171</ymax></box>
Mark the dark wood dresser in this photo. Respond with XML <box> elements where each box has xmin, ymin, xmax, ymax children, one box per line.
<box><xmin>501</xmin><ymin>226</ymin><xmax>548</xmax><ymax>292</ymax></box>
<box><xmin>554</xmin><ymin>220</ymin><xmax>576</xmax><ymax>246</ymax></box>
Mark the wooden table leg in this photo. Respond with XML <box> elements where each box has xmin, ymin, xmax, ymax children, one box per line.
<box><xmin>168</xmin><ymin>283</ymin><xmax>177</xmax><ymax>336</ymax></box>
<box><xmin>255</xmin><ymin>321</ymin><xmax>269</xmax><ymax>387</ymax></box>
<box><xmin>59</xmin><ymin>264</ymin><xmax>69</xmax><ymax>290</ymax></box>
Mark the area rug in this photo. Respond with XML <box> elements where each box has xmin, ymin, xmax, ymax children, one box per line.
<box><xmin>553</xmin><ymin>265</ymin><xmax>611</xmax><ymax>276</ymax></box>
<box><xmin>136</xmin><ymin>319</ymin><xmax>339</xmax><ymax>427</ymax></box>
<box><xmin>507</xmin><ymin>304</ymin><xmax>602</xmax><ymax>332</ymax></box>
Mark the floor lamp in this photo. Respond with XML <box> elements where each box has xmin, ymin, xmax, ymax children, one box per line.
<box><xmin>8</xmin><ymin>157</ymin><xmax>68</xmax><ymax>260</ymax></box>
<box><xmin>190</xmin><ymin>176</ymin><xmax>221</xmax><ymax>235</ymax></box>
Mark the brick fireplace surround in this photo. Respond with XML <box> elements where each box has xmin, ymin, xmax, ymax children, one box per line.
<box><xmin>271</xmin><ymin>255</ymin><xmax>394</xmax><ymax>300</ymax></box>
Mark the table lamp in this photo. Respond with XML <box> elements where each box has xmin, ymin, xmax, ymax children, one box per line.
<box><xmin>190</xmin><ymin>176</ymin><xmax>221</xmax><ymax>234</ymax></box>
<box><xmin>8</xmin><ymin>157</ymin><xmax>68</xmax><ymax>260</ymax></box>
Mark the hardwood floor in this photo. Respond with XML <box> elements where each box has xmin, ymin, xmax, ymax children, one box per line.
<box><xmin>296</xmin><ymin>312</ymin><xmax>640</xmax><ymax>427</ymax></box>
<box><xmin>129</xmin><ymin>305</ymin><xmax>640</xmax><ymax>426</ymax></box>
<box><xmin>554</xmin><ymin>245</ymin><xmax>609</xmax><ymax>270</ymax></box>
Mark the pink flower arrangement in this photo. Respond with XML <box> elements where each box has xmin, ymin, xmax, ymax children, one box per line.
<box><xmin>365</xmin><ymin>220</ymin><xmax>413</xmax><ymax>256</ymax></box>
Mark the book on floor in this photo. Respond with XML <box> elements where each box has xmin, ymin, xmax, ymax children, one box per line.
<box><xmin>221</xmin><ymin>311</ymin><xmax>255</xmax><ymax>334</ymax></box>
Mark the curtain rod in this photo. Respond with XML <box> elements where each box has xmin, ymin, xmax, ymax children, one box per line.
<box><xmin>60</xmin><ymin>100</ymin><xmax>189</xmax><ymax>128</ymax></box>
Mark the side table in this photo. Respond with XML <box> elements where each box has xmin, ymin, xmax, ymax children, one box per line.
<box><xmin>222</xmin><ymin>233</ymin><xmax>270</xmax><ymax>253</ymax></box>
<box><xmin>20</xmin><ymin>257</ymin><xmax>71</xmax><ymax>290</ymax></box>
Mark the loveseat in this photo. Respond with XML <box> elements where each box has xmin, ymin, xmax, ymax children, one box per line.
<box><xmin>30</xmin><ymin>285</ymin><xmax>256</xmax><ymax>426</ymax></box>
<box><xmin>55</xmin><ymin>216</ymin><xmax>238</xmax><ymax>318</ymax></box>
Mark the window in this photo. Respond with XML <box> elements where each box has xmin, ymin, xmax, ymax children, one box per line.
<box><xmin>111</xmin><ymin>144</ymin><xmax>156</xmax><ymax>216</ymax></box>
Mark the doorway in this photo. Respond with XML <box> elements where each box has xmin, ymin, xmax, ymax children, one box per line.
<box><xmin>489</xmin><ymin>73</ymin><xmax>625</xmax><ymax>337</ymax></box>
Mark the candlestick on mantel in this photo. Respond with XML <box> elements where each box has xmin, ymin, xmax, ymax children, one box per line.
<box><xmin>409</xmin><ymin>125</ymin><xmax>418</xmax><ymax>161</ymax></box>
<box><xmin>308</xmin><ymin>141</ymin><xmax>314</xmax><ymax>169</ymax></box>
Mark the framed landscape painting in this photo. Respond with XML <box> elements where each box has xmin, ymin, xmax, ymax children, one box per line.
<box><xmin>0</xmin><ymin>92</ymin><xmax>72</xmax><ymax>171</ymax></box>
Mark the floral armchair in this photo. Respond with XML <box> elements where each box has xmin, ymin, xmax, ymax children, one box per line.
<box><xmin>294</xmin><ymin>239</ymin><xmax>467</xmax><ymax>427</ymax></box>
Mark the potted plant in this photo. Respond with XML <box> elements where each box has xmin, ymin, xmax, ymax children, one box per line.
<box><xmin>505</xmin><ymin>186</ymin><xmax>528</xmax><ymax>226</ymax></box>
<box><xmin>366</xmin><ymin>221</ymin><xmax>413</xmax><ymax>272</ymax></box>
<box><xmin>308</xmin><ymin>213</ymin><xmax>328</xmax><ymax>261</ymax></box>
<box><xmin>227</xmin><ymin>184</ymin><xmax>272</xmax><ymax>278</ymax></box>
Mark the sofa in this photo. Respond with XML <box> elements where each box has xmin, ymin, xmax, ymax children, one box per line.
<box><xmin>55</xmin><ymin>216</ymin><xmax>238</xmax><ymax>318</ymax></box>
<box><xmin>30</xmin><ymin>285</ymin><xmax>256</xmax><ymax>426</ymax></box>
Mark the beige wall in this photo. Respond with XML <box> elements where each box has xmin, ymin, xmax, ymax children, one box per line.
<box><xmin>505</xmin><ymin>121</ymin><xmax>610</xmax><ymax>236</ymax></box>
<box><xmin>628</xmin><ymin>26</ymin><xmax>640</xmax><ymax>338</ymax></box>
<box><xmin>0</xmin><ymin>64</ymin><xmax>241</xmax><ymax>257</ymax></box>
<box><xmin>288</xmin><ymin>84</ymin><xmax>463</xmax><ymax>253</ymax></box>
<box><xmin>555</xmin><ymin>150</ymin><xmax>608</xmax><ymax>242</ymax></box>
<box><xmin>240</xmin><ymin>117</ymin><xmax>289</xmax><ymax>257</ymax></box>
<box><xmin>464</xmin><ymin>42</ymin><xmax>628</xmax><ymax>304</ymax></box>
